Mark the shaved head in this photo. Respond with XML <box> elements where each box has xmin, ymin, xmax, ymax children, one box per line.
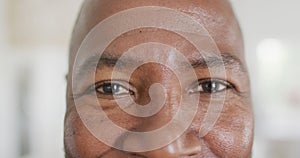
<box><xmin>65</xmin><ymin>0</ymin><xmax>253</xmax><ymax>157</ymax></box>
<box><xmin>69</xmin><ymin>0</ymin><xmax>244</xmax><ymax>67</ymax></box>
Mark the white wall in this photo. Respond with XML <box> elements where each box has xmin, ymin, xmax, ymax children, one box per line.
<box><xmin>231</xmin><ymin>0</ymin><xmax>300</xmax><ymax>157</ymax></box>
<box><xmin>0</xmin><ymin>49</ymin><xmax>68</xmax><ymax>158</ymax></box>
<box><xmin>0</xmin><ymin>0</ymin><xmax>19</xmax><ymax>157</ymax></box>
<box><xmin>0</xmin><ymin>0</ymin><xmax>82</xmax><ymax>157</ymax></box>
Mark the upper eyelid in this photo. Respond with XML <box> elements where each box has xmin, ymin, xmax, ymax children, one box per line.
<box><xmin>87</xmin><ymin>79</ymin><xmax>236</xmax><ymax>96</ymax></box>
<box><xmin>198</xmin><ymin>78</ymin><xmax>231</xmax><ymax>84</ymax></box>
<box><xmin>193</xmin><ymin>78</ymin><xmax>236</xmax><ymax>93</ymax></box>
<box><xmin>92</xmin><ymin>79</ymin><xmax>234</xmax><ymax>89</ymax></box>
<box><xmin>191</xmin><ymin>78</ymin><xmax>233</xmax><ymax>88</ymax></box>
<box><xmin>72</xmin><ymin>80</ymin><xmax>135</xmax><ymax>99</ymax></box>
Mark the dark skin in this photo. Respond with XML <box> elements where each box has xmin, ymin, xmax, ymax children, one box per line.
<box><xmin>65</xmin><ymin>0</ymin><xmax>254</xmax><ymax>157</ymax></box>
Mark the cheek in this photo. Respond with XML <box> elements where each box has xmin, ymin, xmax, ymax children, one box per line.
<box><xmin>64</xmin><ymin>109</ymin><xmax>111</xmax><ymax>158</ymax></box>
<box><xmin>203</xmin><ymin>101</ymin><xmax>254</xmax><ymax>158</ymax></box>
<box><xmin>64</xmin><ymin>97</ymin><xmax>144</xmax><ymax>158</ymax></box>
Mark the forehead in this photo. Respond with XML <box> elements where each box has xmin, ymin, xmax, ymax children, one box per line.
<box><xmin>70</xmin><ymin>0</ymin><xmax>244</xmax><ymax>69</ymax></box>
<box><xmin>105</xmin><ymin>28</ymin><xmax>199</xmax><ymax>59</ymax></box>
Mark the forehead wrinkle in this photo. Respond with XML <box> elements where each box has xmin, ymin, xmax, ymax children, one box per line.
<box><xmin>69</xmin><ymin>0</ymin><xmax>243</xmax><ymax>64</ymax></box>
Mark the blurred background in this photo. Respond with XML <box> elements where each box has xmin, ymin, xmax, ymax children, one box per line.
<box><xmin>0</xmin><ymin>0</ymin><xmax>299</xmax><ymax>157</ymax></box>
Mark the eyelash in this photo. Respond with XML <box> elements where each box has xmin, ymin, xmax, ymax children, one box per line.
<box><xmin>96</xmin><ymin>82</ymin><xmax>133</xmax><ymax>95</ymax></box>
<box><xmin>87</xmin><ymin>79</ymin><xmax>233</xmax><ymax>98</ymax></box>
<box><xmin>189</xmin><ymin>78</ymin><xmax>233</xmax><ymax>94</ymax></box>
<box><xmin>87</xmin><ymin>80</ymin><xmax>135</xmax><ymax>98</ymax></box>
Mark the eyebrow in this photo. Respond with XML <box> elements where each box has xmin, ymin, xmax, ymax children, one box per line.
<box><xmin>73</xmin><ymin>52</ymin><xmax>246</xmax><ymax>80</ymax></box>
<box><xmin>190</xmin><ymin>53</ymin><xmax>246</xmax><ymax>72</ymax></box>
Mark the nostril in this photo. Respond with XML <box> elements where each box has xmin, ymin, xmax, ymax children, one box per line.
<box><xmin>188</xmin><ymin>153</ymin><xmax>197</xmax><ymax>156</ymax></box>
<box><xmin>179</xmin><ymin>152</ymin><xmax>199</xmax><ymax>157</ymax></box>
<box><xmin>178</xmin><ymin>153</ymin><xmax>199</xmax><ymax>158</ymax></box>
<box><xmin>128</xmin><ymin>152</ymin><xmax>148</xmax><ymax>158</ymax></box>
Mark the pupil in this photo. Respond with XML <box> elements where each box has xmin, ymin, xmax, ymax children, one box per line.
<box><xmin>203</xmin><ymin>81</ymin><xmax>219</xmax><ymax>93</ymax></box>
<box><xmin>103</xmin><ymin>84</ymin><xmax>119</xmax><ymax>94</ymax></box>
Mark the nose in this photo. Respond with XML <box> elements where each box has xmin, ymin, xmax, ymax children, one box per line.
<box><xmin>144</xmin><ymin>132</ymin><xmax>202</xmax><ymax>158</ymax></box>
<box><xmin>119</xmin><ymin>63</ymin><xmax>201</xmax><ymax>157</ymax></box>
<box><xmin>121</xmin><ymin>129</ymin><xmax>202</xmax><ymax>158</ymax></box>
<box><xmin>119</xmin><ymin>101</ymin><xmax>202</xmax><ymax>157</ymax></box>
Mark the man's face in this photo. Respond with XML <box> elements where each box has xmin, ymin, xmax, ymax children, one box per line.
<box><xmin>65</xmin><ymin>0</ymin><xmax>254</xmax><ymax>157</ymax></box>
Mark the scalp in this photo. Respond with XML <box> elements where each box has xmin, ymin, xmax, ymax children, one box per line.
<box><xmin>69</xmin><ymin>0</ymin><xmax>243</xmax><ymax>70</ymax></box>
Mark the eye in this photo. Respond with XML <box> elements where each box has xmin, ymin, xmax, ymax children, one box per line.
<box><xmin>94</xmin><ymin>81</ymin><xmax>134</xmax><ymax>96</ymax></box>
<box><xmin>189</xmin><ymin>79</ymin><xmax>232</xmax><ymax>94</ymax></box>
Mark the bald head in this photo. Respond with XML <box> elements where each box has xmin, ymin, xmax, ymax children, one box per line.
<box><xmin>65</xmin><ymin>0</ymin><xmax>253</xmax><ymax>158</ymax></box>
<box><xmin>69</xmin><ymin>0</ymin><xmax>244</xmax><ymax>66</ymax></box>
